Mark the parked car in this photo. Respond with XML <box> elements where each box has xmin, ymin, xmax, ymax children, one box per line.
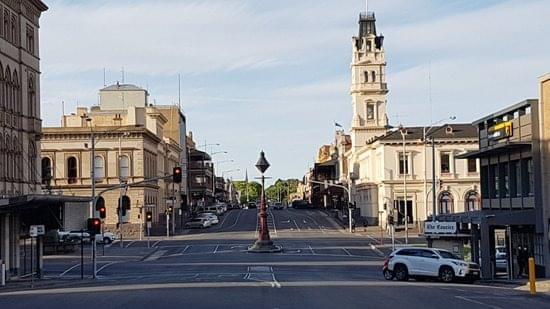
<box><xmin>206</xmin><ymin>205</ymin><xmax>224</xmax><ymax>216</ymax></box>
<box><xmin>246</xmin><ymin>202</ymin><xmax>257</xmax><ymax>209</ymax></box>
<box><xmin>184</xmin><ymin>218</ymin><xmax>212</xmax><ymax>229</ymax></box>
<box><xmin>273</xmin><ymin>202</ymin><xmax>284</xmax><ymax>210</ymax></box>
<box><xmin>66</xmin><ymin>230</ymin><xmax>116</xmax><ymax>244</ymax></box>
<box><xmin>495</xmin><ymin>246</ymin><xmax>508</xmax><ymax>271</ymax></box>
<box><xmin>197</xmin><ymin>212</ymin><xmax>219</xmax><ymax>225</ymax></box>
<box><xmin>386</xmin><ymin>247</ymin><xmax>480</xmax><ymax>283</ymax></box>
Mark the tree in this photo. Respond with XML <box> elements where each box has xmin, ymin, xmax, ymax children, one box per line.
<box><xmin>265</xmin><ymin>178</ymin><xmax>301</xmax><ymax>204</ymax></box>
<box><xmin>233</xmin><ymin>180</ymin><xmax>261</xmax><ymax>204</ymax></box>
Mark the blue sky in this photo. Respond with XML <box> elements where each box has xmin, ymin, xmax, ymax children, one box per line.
<box><xmin>39</xmin><ymin>0</ymin><xmax>550</xmax><ymax>183</ymax></box>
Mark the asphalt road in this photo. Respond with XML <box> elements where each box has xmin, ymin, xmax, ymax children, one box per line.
<box><xmin>1</xmin><ymin>208</ymin><xmax>548</xmax><ymax>309</ymax></box>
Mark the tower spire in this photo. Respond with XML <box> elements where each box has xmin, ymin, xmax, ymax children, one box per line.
<box><xmin>366</xmin><ymin>0</ymin><xmax>368</xmax><ymax>13</ymax></box>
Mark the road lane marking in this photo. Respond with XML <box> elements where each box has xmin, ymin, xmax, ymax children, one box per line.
<box><xmin>181</xmin><ymin>245</ymin><xmax>190</xmax><ymax>254</ymax></box>
<box><xmin>455</xmin><ymin>296</ymin><xmax>504</xmax><ymax>309</ymax></box>
<box><xmin>342</xmin><ymin>248</ymin><xmax>352</xmax><ymax>256</ymax></box>
<box><xmin>152</xmin><ymin>240</ymin><xmax>162</xmax><ymax>247</ymax></box>
<box><xmin>59</xmin><ymin>263</ymin><xmax>81</xmax><ymax>277</ymax></box>
<box><xmin>125</xmin><ymin>241</ymin><xmax>136</xmax><ymax>248</ymax></box>
<box><xmin>143</xmin><ymin>250</ymin><xmax>167</xmax><ymax>261</ymax></box>
<box><xmin>292</xmin><ymin>220</ymin><xmax>301</xmax><ymax>232</ymax></box>
<box><xmin>0</xmin><ymin>281</ymin><xmax>515</xmax><ymax>296</ymax></box>
<box><xmin>96</xmin><ymin>261</ymin><xmax>119</xmax><ymax>274</ymax></box>
<box><xmin>213</xmin><ymin>245</ymin><xmax>219</xmax><ymax>254</ymax></box>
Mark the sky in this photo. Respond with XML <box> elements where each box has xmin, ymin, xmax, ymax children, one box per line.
<box><xmin>39</xmin><ymin>0</ymin><xmax>550</xmax><ymax>183</ymax></box>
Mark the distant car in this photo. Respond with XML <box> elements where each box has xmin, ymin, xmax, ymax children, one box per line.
<box><xmin>185</xmin><ymin>218</ymin><xmax>212</xmax><ymax>229</ymax></box>
<box><xmin>386</xmin><ymin>247</ymin><xmax>480</xmax><ymax>283</ymax></box>
<box><xmin>206</xmin><ymin>205</ymin><xmax>224</xmax><ymax>216</ymax></box>
<box><xmin>247</xmin><ymin>202</ymin><xmax>257</xmax><ymax>209</ymax></box>
<box><xmin>495</xmin><ymin>246</ymin><xmax>508</xmax><ymax>271</ymax></box>
<box><xmin>197</xmin><ymin>212</ymin><xmax>219</xmax><ymax>225</ymax></box>
<box><xmin>273</xmin><ymin>203</ymin><xmax>284</xmax><ymax>210</ymax></box>
<box><xmin>66</xmin><ymin>230</ymin><xmax>116</xmax><ymax>244</ymax></box>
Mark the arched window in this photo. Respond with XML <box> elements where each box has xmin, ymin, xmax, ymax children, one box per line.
<box><xmin>438</xmin><ymin>191</ymin><xmax>454</xmax><ymax>214</ymax></box>
<box><xmin>67</xmin><ymin>157</ymin><xmax>77</xmax><ymax>184</ymax></box>
<box><xmin>0</xmin><ymin>62</ymin><xmax>4</xmax><ymax>112</ymax></box>
<box><xmin>28</xmin><ymin>75</ymin><xmax>35</xmax><ymax>118</ymax></box>
<box><xmin>364</xmin><ymin>71</ymin><xmax>368</xmax><ymax>83</ymax></box>
<box><xmin>94</xmin><ymin>155</ymin><xmax>104</xmax><ymax>180</ymax></box>
<box><xmin>465</xmin><ymin>191</ymin><xmax>479</xmax><ymax>212</ymax></box>
<box><xmin>5</xmin><ymin>67</ymin><xmax>10</xmax><ymax>114</ymax></box>
<box><xmin>119</xmin><ymin>155</ymin><xmax>130</xmax><ymax>179</ymax></box>
<box><xmin>13</xmin><ymin>136</ymin><xmax>18</xmax><ymax>181</ymax></box>
<box><xmin>371</xmin><ymin>71</ymin><xmax>376</xmax><ymax>83</ymax></box>
<box><xmin>41</xmin><ymin>157</ymin><xmax>52</xmax><ymax>185</ymax></box>
<box><xmin>12</xmin><ymin>69</ymin><xmax>18</xmax><ymax>117</ymax></box>
<box><xmin>0</xmin><ymin>133</ymin><xmax>3</xmax><ymax>180</ymax></box>
<box><xmin>28</xmin><ymin>140</ymin><xmax>36</xmax><ymax>183</ymax></box>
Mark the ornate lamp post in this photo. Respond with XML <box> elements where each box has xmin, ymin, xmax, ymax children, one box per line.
<box><xmin>248</xmin><ymin>151</ymin><xmax>281</xmax><ymax>253</ymax></box>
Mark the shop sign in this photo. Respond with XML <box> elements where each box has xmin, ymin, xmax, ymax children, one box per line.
<box><xmin>488</xmin><ymin>121</ymin><xmax>513</xmax><ymax>140</ymax></box>
<box><xmin>424</xmin><ymin>221</ymin><xmax>457</xmax><ymax>234</ymax></box>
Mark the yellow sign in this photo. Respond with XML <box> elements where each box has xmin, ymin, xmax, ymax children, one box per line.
<box><xmin>489</xmin><ymin>121</ymin><xmax>513</xmax><ymax>140</ymax></box>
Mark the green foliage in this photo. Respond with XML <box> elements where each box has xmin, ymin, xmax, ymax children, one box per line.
<box><xmin>233</xmin><ymin>180</ymin><xmax>262</xmax><ymax>204</ymax></box>
<box><xmin>265</xmin><ymin>179</ymin><xmax>300</xmax><ymax>204</ymax></box>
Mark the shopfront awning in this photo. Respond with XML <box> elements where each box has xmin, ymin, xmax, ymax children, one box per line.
<box><xmin>434</xmin><ymin>209</ymin><xmax>536</xmax><ymax>226</ymax></box>
<box><xmin>456</xmin><ymin>142</ymin><xmax>531</xmax><ymax>159</ymax></box>
<box><xmin>0</xmin><ymin>194</ymin><xmax>90</xmax><ymax>214</ymax></box>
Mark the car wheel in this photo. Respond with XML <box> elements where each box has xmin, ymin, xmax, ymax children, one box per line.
<box><xmin>103</xmin><ymin>237</ymin><xmax>112</xmax><ymax>244</ymax></box>
<box><xmin>439</xmin><ymin>266</ymin><xmax>455</xmax><ymax>283</ymax></box>
<box><xmin>383</xmin><ymin>269</ymin><xmax>394</xmax><ymax>280</ymax></box>
<box><xmin>394</xmin><ymin>264</ymin><xmax>409</xmax><ymax>281</ymax></box>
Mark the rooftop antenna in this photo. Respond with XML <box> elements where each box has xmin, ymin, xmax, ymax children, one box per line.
<box><xmin>103</xmin><ymin>68</ymin><xmax>106</xmax><ymax>87</ymax></box>
<box><xmin>178</xmin><ymin>73</ymin><xmax>181</xmax><ymax>109</ymax></box>
<box><xmin>121</xmin><ymin>67</ymin><xmax>125</xmax><ymax>84</ymax></box>
<box><xmin>61</xmin><ymin>100</ymin><xmax>65</xmax><ymax>116</ymax></box>
<box><xmin>366</xmin><ymin>0</ymin><xmax>368</xmax><ymax>13</ymax></box>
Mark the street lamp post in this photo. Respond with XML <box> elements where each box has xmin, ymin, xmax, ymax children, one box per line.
<box><xmin>248</xmin><ymin>151</ymin><xmax>281</xmax><ymax>253</ymax></box>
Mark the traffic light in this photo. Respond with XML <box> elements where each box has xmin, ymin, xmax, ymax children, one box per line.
<box><xmin>99</xmin><ymin>206</ymin><xmax>106</xmax><ymax>219</ymax></box>
<box><xmin>348</xmin><ymin>201</ymin><xmax>356</xmax><ymax>209</ymax></box>
<box><xmin>87</xmin><ymin>218</ymin><xmax>101</xmax><ymax>234</ymax></box>
<box><xmin>173</xmin><ymin>166</ymin><xmax>182</xmax><ymax>183</ymax></box>
<box><xmin>167</xmin><ymin>206</ymin><xmax>173</xmax><ymax>214</ymax></box>
<box><xmin>145</xmin><ymin>211</ymin><xmax>153</xmax><ymax>222</ymax></box>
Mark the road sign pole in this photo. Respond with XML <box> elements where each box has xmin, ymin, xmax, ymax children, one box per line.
<box><xmin>166</xmin><ymin>213</ymin><xmax>170</xmax><ymax>237</ymax></box>
<box><xmin>30</xmin><ymin>237</ymin><xmax>34</xmax><ymax>289</ymax></box>
<box><xmin>92</xmin><ymin>236</ymin><xmax>97</xmax><ymax>279</ymax></box>
<box><xmin>80</xmin><ymin>231</ymin><xmax>84</xmax><ymax>279</ymax></box>
<box><xmin>147</xmin><ymin>223</ymin><xmax>151</xmax><ymax>248</ymax></box>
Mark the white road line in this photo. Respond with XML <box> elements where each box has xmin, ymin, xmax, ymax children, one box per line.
<box><xmin>125</xmin><ymin>241</ymin><xmax>135</xmax><ymax>248</ymax></box>
<box><xmin>59</xmin><ymin>263</ymin><xmax>80</xmax><ymax>277</ymax></box>
<box><xmin>342</xmin><ymin>248</ymin><xmax>352</xmax><ymax>256</ymax></box>
<box><xmin>308</xmin><ymin>245</ymin><xmax>315</xmax><ymax>255</ymax></box>
<box><xmin>152</xmin><ymin>240</ymin><xmax>162</xmax><ymax>248</ymax></box>
<box><xmin>292</xmin><ymin>220</ymin><xmax>301</xmax><ymax>232</ymax></box>
<box><xmin>268</xmin><ymin>210</ymin><xmax>278</xmax><ymax>236</ymax></box>
<box><xmin>454</xmin><ymin>296</ymin><xmax>504</xmax><ymax>309</ymax></box>
<box><xmin>96</xmin><ymin>261</ymin><xmax>119</xmax><ymax>274</ymax></box>
<box><xmin>213</xmin><ymin>245</ymin><xmax>219</xmax><ymax>254</ymax></box>
<box><xmin>225</xmin><ymin>209</ymin><xmax>244</xmax><ymax>230</ymax></box>
<box><xmin>144</xmin><ymin>250</ymin><xmax>167</xmax><ymax>262</ymax></box>
<box><xmin>181</xmin><ymin>245</ymin><xmax>190</xmax><ymax>254</ymax></box>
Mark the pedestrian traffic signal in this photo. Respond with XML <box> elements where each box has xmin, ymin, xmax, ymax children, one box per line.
<box><xmin>87</xmin><ymin>218</ymin><xmax>101</xmax><ymax>234</ymax></box>
<box><xmin>145</xmin><ymin>211</ymin><xmax>153</xmax><ymax>222</ymax></box>
<box><xmin>173</xmin><ymin>166</ymin><xmax>182</xmax><ymax>183</ymax></box>
<box><xmin>167</xmin><ymin>206</ymin><xmax>173</xmax><ymax>214</ymax></box>
<box><xmin>99</xmin><ymin>206</ymin><xmax>106</xmax><ymax>219</ymax></box>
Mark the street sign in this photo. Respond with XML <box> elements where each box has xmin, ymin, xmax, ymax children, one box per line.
<box><xmin>424</xmin><ymin>221</ymin><xmax>457</xmax><ymax>234</ymax></box>
<box><xmin>29</xmin><ymin>225</ymin><xmax>45</xmax><ymax>237</ymax></box>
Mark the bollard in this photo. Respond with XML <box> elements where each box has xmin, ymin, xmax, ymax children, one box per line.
<box><xmin>528</xmin><ymin>257</ymin><xmax>536</xmax><ymax>295</ymax></box>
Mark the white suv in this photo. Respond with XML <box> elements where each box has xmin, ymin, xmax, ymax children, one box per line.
<box><xmin>386</xmin><ymin>247</ymin><xmax>480</xmax><ymax>283</ymax></box>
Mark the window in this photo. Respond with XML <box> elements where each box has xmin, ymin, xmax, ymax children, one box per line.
<box><xmin>371</xmin><ymin>71</ymin><xmax>376</xmax><ymax>83</ymax></box>
<box><xmin>67</xmin><ymin>157</ymin><xmax>77</xmax><ymax>184</ymax></box>
<box><xmin>119</xmin><ymin>156</ymin><xmax>130</xmax><ymax>179</ymax></box>
<box><xmin>440</xmin><ymin>153</ymin><xmax>451</xmax><ymax>173</ymax></box>
<box><xmin>94</xmin><ymin>156</ymin><xmax>104</xmax><ymax>180</ymax></box>
<box><xmin>500</xmin><ymin>162</ymin><xmax>509</xmax><ymax>198</ymax></box>
<box><xmin>26</xmin><ymin>25</ymin><xmax>34</xmax><ymax>54</ymax></box>
<box><xmin>490</xmin><ymin>164</ymin><xmax>499</xmax><ymax>198</ymax></box>
<box><xmin>366</xmin><ymin>103</ymin><xmax>375</xmax><ymax>120</ymax></box>
<box><xmin>466</xmin><ymin>191</ymin><xmax>479</xmax><ymax>211</ymax></box>
<box><xmin>398</xmin><ymin>152</ymin><xmax>409</xmax><ymax>175</ymax></box>
<box><xmin>41</xmin><ymin>157</ymin><xmax>52</xmax><ymax>185</ymax></box>
<box><xmin>364</xmin><ymin>71</ymin><xmax>368</xmax><ymax>83</ymax></box>
<box><xmin>3</xmin><ymin>10</ymin><xmax>9</xmax><ymax>42</ymax></box>
<box><xmin>521</xmin><ymin>158</ymin><xmax>534</xmax><ymax>197</ymax></box>
<box><xmin>467</xmin><ymin>158</ymin><xmax>477</xmax><ymax>173</ymax></box>
<box><xmin>439</xmin><ymin>192</ymin><xmax>453</xmax><ymax>214</ymax></box>
<box><xmin>28</xmin><ymin>76</ymin><xmax>35</xmax><ymax>119</ymax></box>
<box><xmin>510</xmin><ymin>160</ymin><xmax>520</xmax><ymax>198</ymax></box>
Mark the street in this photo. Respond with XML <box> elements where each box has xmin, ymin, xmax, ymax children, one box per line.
<box><xmin>1</xmin><ymin>208</ymin><xmax>548</xmax><ymax>308</ymax></box>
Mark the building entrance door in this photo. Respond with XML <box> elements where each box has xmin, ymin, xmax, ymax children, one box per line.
<box><xmin>394</xmin><ymin>200</ymin><xmax>413</xmax><ymax>227</ymax></box>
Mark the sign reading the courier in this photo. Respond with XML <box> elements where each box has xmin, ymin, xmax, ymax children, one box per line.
<box><xmin>424</xmin><ymin>221</ymin><xmax>457</xmax><ymax>234</ymax></box>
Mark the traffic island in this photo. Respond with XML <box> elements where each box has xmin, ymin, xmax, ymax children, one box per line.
<box><xmin>247</xmin><ymin>240</ymin><xmax>282</xmax><ymax>253</ymax></box>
